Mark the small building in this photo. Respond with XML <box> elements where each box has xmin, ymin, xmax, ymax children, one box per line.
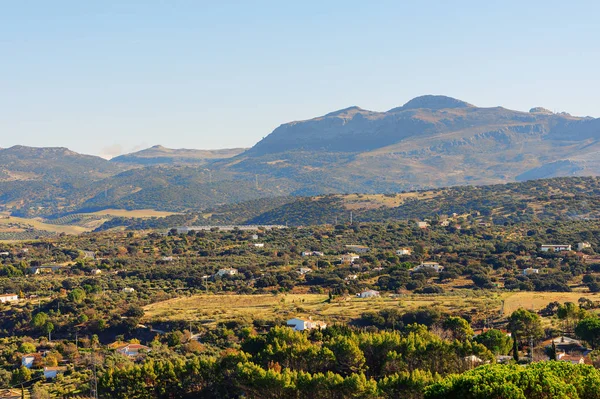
<box><xmin>413</xmin><ymin>262</ymin><xmax>444</xmax><ymax>273</ymax></box>
<box><xmin>251</xmin><ymin>234</ymin><xmax>259</xmax><ymax>240</ymax></box>
<box><xmin>22</xmin><ymin>353</ymin><xmax>41</xmax><ymax>369</ymax></box>
<box><xmin>578</xmin><ymin>242</ymin><xmax>592</xmax><ymax>251</ymax></box>
<box><xmin>253</xmin><ymin>243</ymin><xmax>265</xmax><ymax>248</ymax></box>
<box><xmin>357</xmin><ymin>289</ymin><xmax>380</xmax><ymax>298</ymax></box>
<box><xmin>396</xmin><ymin>248</ymin><xmax>412</xmax><ymax>256</ymax></box>
<box><xmin>297</xmin><ymin>268</ymin><xmax>312</xmax><ymax>275</ymax></box>
<box><xmin>122</xmin><ymin>287</ymin><xmax>136</xmax><ymax>294</ymax></box>
<box><xmin>523</xmin><ymin>268</ymin><xmax>539</xmax><ymax>275</ymax></box>
<box><xmin>345</xmin><ymin>245</ymin><xmax>369</xmax><ymax>253</ymax></box>
<box><xmin>216</xmin><ymin>268</ymin><xmax>238</xmax><ymax>277</ymax></box>
<box><xmin>301</xmin><ymin>251</ymin><xmax>324</xmax><ymax>257</ymax></box>
<box><xmin>557</xmin><ymin>352</ymin><xmax>586</xmax><ymax>364</ymax></box>
<box><xmin>345</xmin><ymin>274</ymin><xmax>358</xmax><ymax>281</ymax></box>
<box><xmin>0</xmin><ymin>252</ymin><xmax>9</xmax><ymax>257</ymax></box>
<box><xmin>286</xmin><ymin>317</ymin><xmax>327</xmax><ymax>331</ymax></box>
<box><xmin>115</xmin><ymin>343</ymin><xmax>151</xmax><ymax>357</ymax></box>
<box><xmin>30</xmin><ymin>265</ymin><xmax>66</xmax><ymax>274</ymax></box>
<box><xmin>340</xmin><ymin>254</ymin><xmax>360</xmax><ymax>264</ymax></box>
<box><xmin>417</xmin><ymin>221</ymin><xmax>429</xmax><ymax>229</ymax></box>
<box><xmin>161</xmin><ymin>256</ymin><xmax>174</xmax><ymax>262</ymax></box>
<box><xmin>0</xmin><ymin>294</ymin><xmax>18</xmax><ymax>303</ymax></box>
<box><xmin>43</xmin><ymin>366</ymin><xmax>67</xmax><ymax>380</ymax></box>
<box><xmin>541</xmin><ymin>244</ymin><xmax>572</xmax><ymax>252</ymax></box>
<box><xmin>91</xmin><ymin>269</ymin><xmax>102</xmax><ymax>275</ymax></box>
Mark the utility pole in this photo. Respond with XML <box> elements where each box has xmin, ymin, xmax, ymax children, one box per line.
<box><xmin>90</xmin><ymin>343</ymin><xmax>98</xmax><ymax>399</ymax></box>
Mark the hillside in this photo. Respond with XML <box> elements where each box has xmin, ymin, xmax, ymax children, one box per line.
<box><xmin>110</xmin><ymin>145</ymin><xmax>247</xmax><ymax>165</ymax></box>
<box><xmin>94</xmin><ymin>176</ymin><xmax>600</xmax><ymax>230</ymax></box>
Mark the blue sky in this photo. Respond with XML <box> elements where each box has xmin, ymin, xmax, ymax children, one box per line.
<box><xmin>1</xmin><ymin>0</ymin><xmax>598</xmax><ymax>158</ymax></box>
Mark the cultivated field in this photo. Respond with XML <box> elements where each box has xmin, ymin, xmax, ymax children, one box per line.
<box><xmin>0</xmin><ymin>216</ymin><xmax>88</xmax><ymax>235</ymax></box>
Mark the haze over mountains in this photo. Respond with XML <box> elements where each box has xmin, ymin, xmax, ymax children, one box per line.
<box><xmin>2</xmin><ymin>95</ymin><xmax>600</xmax><ymax>218</ymax></box>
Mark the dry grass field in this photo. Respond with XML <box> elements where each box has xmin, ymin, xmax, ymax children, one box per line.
<box><xmin>0</xmin><ymin>216</ymin><xmax>88</xmax><ymax>235</ymax></box>
<box><xmin>501</xmin><ymin>291</ymin><xmax>600</xmax><ymax>315</ymax></box>
<box><xmin>143</xmin><ymin>290</ymin><xmax>600</xmax><ymax>326</ymax></box>
<box><xmin>143</xmin><ymin>291</ymin><xmax>503</xmax><ymax>326</ymax></box>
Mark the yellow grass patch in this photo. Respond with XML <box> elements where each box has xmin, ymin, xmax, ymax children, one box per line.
<box><xmin>89</xmin><ymin>209</ymin><xmax>180</xmax><ymax>218</ymax></box>
<box><xmin>501</xmin><ymin>291</ymin><xmax>600</xmax><ymax>315</ymax></box>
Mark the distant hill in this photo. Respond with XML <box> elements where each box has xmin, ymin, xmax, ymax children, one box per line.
<box><xmin>3</xmin><ymin>95</ymin><xmax>600</xmax><ymax>217</ymax></box>
<box><xmin>111</xmin><ymin>145</ymin><xmax>247</xmax><ymax>165</ymax></box>
<box><xmin>95</xmin><ymin>176</ymin><xmax>600</xmax><ymax>230</ymax></box>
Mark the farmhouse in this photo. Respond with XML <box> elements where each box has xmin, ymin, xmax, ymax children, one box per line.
<box><xmin>301</xmin><ymin>251</ymin><xmax>324</xmax><ymax>257</ymax></box>
<box><xmin>340</xmin><ymin>254</ymin><xmax>360</xmax><ymax>264</ymax></box>
<box><xmin>30</xmin><ymin>265</ymin><xmax>66</xmax><ymax>274</ymax></box>
<box><xmin>22</xmin><ymin>353</ymin><xmax>41</xmax><ymax>369</ymax></box>
<box><xmin>396</xmin><ymin>248</ymin><xmax>412</xmax><ymax>256</ymax></box>
<box><xmin>0</xmin><ymin>252</ymin><xmax>9</xmax><ymax>257</ymax></box>
<box><xmin>523</xmin><ymin>268</ymin><xmax>539</xmax><ymax>275</ymax></box>
<box><xmin>0</xmin><ymin>294</ymin><xmax>18</xmax><ymax>303</ymax></box>
<box><xmin>122</xmin><ymin>287</ymin><xmax>135</xmax><ymax>293</ymax></box>
<box><xmin>357</xmin><ymin>289</ymin><xmax>380</xmax><ymax>298</ymax></box>
<box><xmin>253</xmin><ymin>243</ymin><xmax>265</xmax><ymax>248</ymax></box>
<box><xmin>43</xmin><ymin>366</ymin><xmax>67</xmax><ymax>379</ymax></box>
<box><xmin>91</xmin><ymin>269</ymin><xmax>102</xmax><ymax>275</ymax></box>
<box><xmin>297</xmin><ymin>268</ymin><xmax>312</xmax><ymax>275</ymax></box>
<box><xmin>345</xmin><ymin>245</ymin><xmax>369</xmax><ymax>253</ymax></box>
<box><xmin>541</xmin><ymin>244</ymin><xmax>572</xmax><ymax>252</ymax></box>
<box><xmin>216</xmin><ymin>268</ymin><xmax>238</xmax><ymax>277</ymax></box>
<box><xmin>417</xmin><ymin>221</ymin><xmax>429</xmax><ymax>229</ymax></box>
<box><xmin>413</xmin><ymin>262</ymin><xmax>444</xmax><ymax>273</ymax></box>
<box><xmin>578</xmin><ymin>242</ymin><xmax>592</xmax><ymax>251</ymax></box>
<box><xmin>286</xmin><ymin>317</ymin><xmax>327</xmax><ymax>331</ymax></box>
<box><xmin>114</xmin><ymin>343</ymin><xmax>151</xmax><ymax>357</ymax></box>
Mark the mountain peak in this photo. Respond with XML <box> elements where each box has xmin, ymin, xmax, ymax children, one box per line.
<box><xmin>401</xmin><ymin>95</ymin><xmax>474</xmax><ymax>110</ymax></box>
<box><xmin>323</xmin><ymin>106</ymin><xmax>368</xmax><ymax>118</ymax></box>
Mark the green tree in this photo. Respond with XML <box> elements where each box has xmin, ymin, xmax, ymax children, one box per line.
<box><xmin>575</xmin><ymin>317</ymin><xmax>600</xmax><ymax>349</ymax></box>
<box><xmin>68</xmin><ymin>288</ymin><xmax>86</xmax><ymax>304</ymax></box>
<box><xmin>474</xmin><ymin>329</ymin><xmax>512</xmax><ymax>355</ymax></box>
<box><xmin>443</xmin><ymin>316</ymin><xmax>474</xmax><ymax>341</ymax></box>
<box><xmin>508</xmin><ymin>308</ymin><xmax>543</xmax><ymax>346</ymax></box>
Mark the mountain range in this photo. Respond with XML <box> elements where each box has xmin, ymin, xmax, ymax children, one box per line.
<box><xmin>2</xmin><ymin>95</ymin><xmax>600</xmax><ymax>218</ymax></box>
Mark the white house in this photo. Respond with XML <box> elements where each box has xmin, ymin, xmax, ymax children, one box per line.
<box><xmin>396</xmin><ymin>248</ymin><xmax>412</xmax><ymax>256</ymax></box>
<box><xmin>0</xmin><ymin>252</ymin><xmax>9</xmax><ymax>257</ymax></box>
<box><xmin>253</xmin><ymin>243</ymin><xmax>265</xmax><ymax>248</ymax></box>
<box><xmin>251</xmin><ymin>234</ymin><xmax>259</xmax><ymax>240</ymax></box>
<box><xmin>541</xmin><ymin>244</ymin><xmax>572</xmax><ymax>252</ymax></box>
<box><xmin>345</xmin><ymin>245</ymin><xmax>369</xmax><ymax>253</ymax></box>
<box><xmin>161</xmin><ymin>256</ymin><xmax>174</xmax><ymax>262</ymax></box>
<box><xmin>115</xmin><ymin>343</ymin><xmax>150</xmax><ymax>357</ymax></box>
<box><xmin>122</xmin><ymin>287</ymin><xmax>135</xmax><ymax>294</ymax></box>
<box><xmin>22</xmin><ymin>353</ymin><xmax>39</xmax><ymax>369</ymax></box>
<box><xmin>43</xmin><ymin>366</ymin><xmax>67</xmax><ymax>379</ymax></box>
<box><xmin>302</xmin><ymin>251</ymin><xmax>324</xmax><ymax>257</ymax></box>
<box><xmin>340</xmin><ymin>254</ymin><xmax>360</xmax><ymax>264</ymax></box>
<box><xmin>91</xmin><ymin>269</ymin><xmax>102</xmax><ymax>275</ymax></box>
<box><xmin>0</xmin><ymin>294</ymin><xmax>18</xmax><ymax>303</ymax></box>
<box><xmin>523</xmin><ymin>268</ymin><xmax>539</xmax><ymax>275</ymax></box>
<box><xmin>578</xmin><ymin>242</ymin><xmax>592</xmax><ymax>251</ymax></box>
<box><xmin>417</xmin><ymin>221</ymin><xmax>429</xmax><ymax>229</ymax></box>
<box><xmin>297</xmin><ymin>268</ymin><xmax>312</xmax><ymax>275</ymax></box>
<box><xmin>286</xmin><ymin>317</ymin><xmax>327</xmax><ymax>331</ymax></box>
<box><xmin>357</xmin><ymin>289</ymin><xmax>380</xmax><ymax>298</ymax></box>
<box><xmin>216</xmin><ymin>268</ymin><xmax>238</xmax><ymax>277</ymax></box>
<box><xmin>345</xmin><ymin>274</ymin><xmax>358</xmax><ymax>281</ymax></box>
<box><xmin>413</xmin><ymin>262</ymin><xmax>444</xmax><ymax>273</ymax></box>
